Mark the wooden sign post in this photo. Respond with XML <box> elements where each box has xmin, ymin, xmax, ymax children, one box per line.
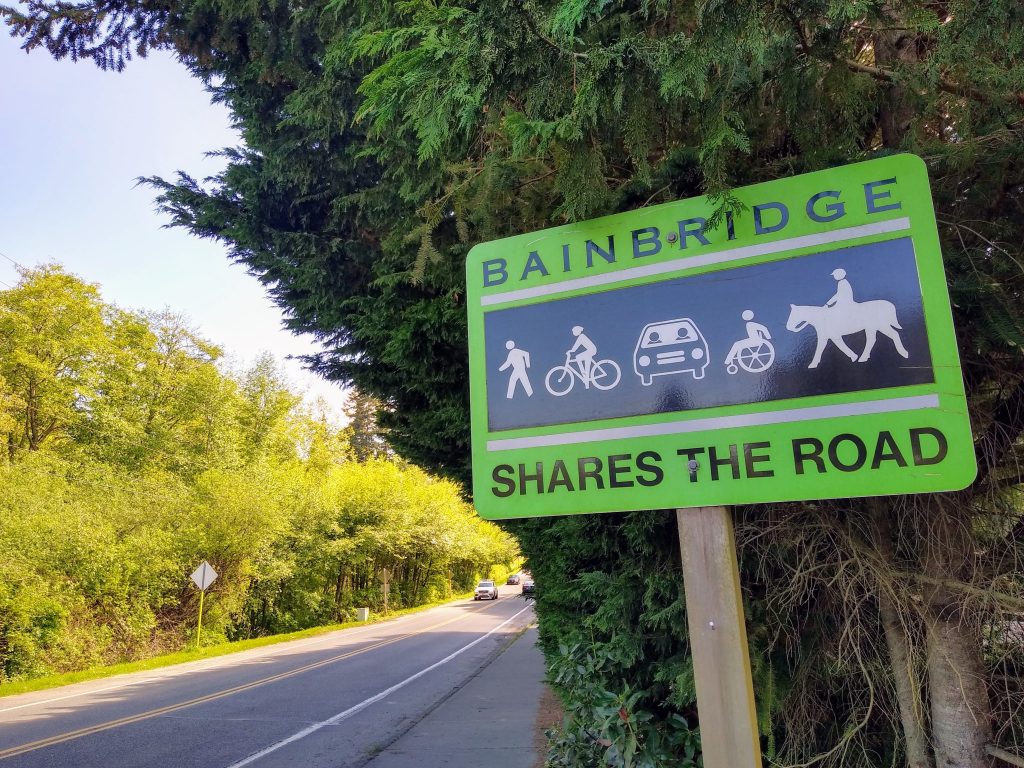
<box><xmin>676</xmin><ymin>507</ymin><xmax>761</xmax><ymax>768</ymax></box>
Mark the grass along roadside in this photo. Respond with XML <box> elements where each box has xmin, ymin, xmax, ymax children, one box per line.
<box><xmin>0</xmin><ymin>593</ymin><xmax>474</xmax><ymax>699</ymax></box>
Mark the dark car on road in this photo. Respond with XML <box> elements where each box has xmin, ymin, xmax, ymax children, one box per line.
<box><xmin>506</xmin><ymin>574</ymin><xmax>520</xmax><ymax>585</ymax></box>
<box><xmin>521</xmin><ymin>580</ymin><xmax>536</xmax><ymax>599</ymax></box>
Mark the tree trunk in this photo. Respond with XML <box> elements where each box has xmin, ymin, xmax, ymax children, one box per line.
<box><xmin>869</xmin><ymin>17</ymin><xmax>994</xmax><ymax>765</ymax></box>
<box><xmin>334</xmin><ymin>567</ymin><xmax>345</xmax><ymax>611</ymax></box>
<box><xmin>26</xmin><ymin>379</ymin><xmax>37</xmax><ymax>450</ymax></box>
<box><xmin>868</xmin><ymin>500</ymin><xmax>933</xmax><ymax>768</ymax></box>
<box><xmin>879</xmin><ymin>590</ymin><xmax>933</xmax><ymax>768</ymax></box>
<box><xmin>872</xmin><ymin>23</ymin><xmax>919</xmax><ymax>148</ymax></box>
<box><xmin>926</xmin><ymin>613</ymin><xmax>993</xmax><ymax>767</ymax></box>
<box><xmin>922</xmin><ymin>499</ymin><xmax>994</xmax><ymax>768</ymax></box>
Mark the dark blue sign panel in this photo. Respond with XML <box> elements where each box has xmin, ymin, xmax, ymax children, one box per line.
<box><xmin>484</xmin><ymin>238</ymin><xmax>932</xmax><ymax>432</ymax></box>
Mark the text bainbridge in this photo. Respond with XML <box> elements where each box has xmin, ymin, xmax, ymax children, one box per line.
<box><xmin>480</xmin><ymin>178</ymin><xmax>902</xmax><ymax>289</ymax></box>
<box><xmin>490</xmin><ymin>427</ymin><xmax>948</xmax><ymax>497</ymax></box>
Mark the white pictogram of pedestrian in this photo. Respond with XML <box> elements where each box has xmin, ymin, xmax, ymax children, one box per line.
<box><xmin>545</xmin><ymin>326</ymin><xmax>621</xmax><ymax>396</ymax></box>
<box><xmin>725</xmin><ymin>310</ymin><xmax>775</xmax><ymax>374</ymax></box>
<box><xmin>786</xmin><ymin>268</ymin><xmax>910</xmax><ymax>369</ymax></box>
<box><xmin>498</xmin><ymin>340</ymin><xmax>534</xmax><ymax>398</ymax></box>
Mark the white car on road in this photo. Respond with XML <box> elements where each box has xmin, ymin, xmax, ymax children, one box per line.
<box><xmin>474</xmin><ymin>580</ymin><xmax>499</xmax><ymax>600</ymax></box>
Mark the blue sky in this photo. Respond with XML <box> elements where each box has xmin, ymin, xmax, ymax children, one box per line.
<box><xmin>0</xmin><ymin>38</ymin><xmax>346</xmax><ymax>412</ymax></box>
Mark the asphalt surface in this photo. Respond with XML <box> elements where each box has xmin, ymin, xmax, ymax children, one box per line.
<box><xmin>0</xmin><ymin>596</ymin><xmax>538</xmax><ymax>768</ymax></box>
<box><xmin>368</xmin><ymin>626</ymin><xmax>545</xmax><ymax>768</ymax></box>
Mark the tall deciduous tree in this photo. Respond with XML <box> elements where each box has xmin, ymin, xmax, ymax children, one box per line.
<box><xmin>236</xmin><ymin>353</ymin><xmax>301</xmax><ymax>463</ymax></box>
<box><xmin>0</xmin><ymin>265</ymin><xmax>108</xmax><ymax>456</ymax></box>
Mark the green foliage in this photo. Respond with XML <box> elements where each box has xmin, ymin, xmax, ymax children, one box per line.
<box><xmin>0</xmin><ymin>265</ymin><xmax>108</xmax><ymax>454</ymax></box>
<box><xmin>0</xmin><ymin>267</ymin><xmax>517</xmax><ymax>681</ymax></box>
<box><xmin>545</xmin><ymin>643</ymin><xmax>700</xmax><ymax>768</ymax></box>
<box><xmin>509</xmin><ymin>510</ymin><xmax>706</xmax><ymax>765</ymax></box>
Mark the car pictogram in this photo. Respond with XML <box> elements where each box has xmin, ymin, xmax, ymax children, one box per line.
<box><xmin>634</xmin><ymin>318</ymin><xmax>710</xmax><ymax>385</ymax></box>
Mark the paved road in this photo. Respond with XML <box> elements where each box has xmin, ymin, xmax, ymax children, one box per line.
<box><xmin>0</xmin><ymin>597</ymin><xmax>536</xmax><ymax>768</ymax></box>
<box><xmin>367</xmin><ymin>626</ymin><xmax>546</xmax><ymax>768</ymax></box>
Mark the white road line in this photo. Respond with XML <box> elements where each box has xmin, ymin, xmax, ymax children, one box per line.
<box><xmin>486</xmin><ymin>394</ymin><xmax>940</xmax><ymax>451</ymax></box>
<box><xmin>0</xmin><ymin>605</ymin><xmax>453</xmax><ymax>714</ymax></box>
<box><xmin>479</xmin><ymin>218</ymin><xmax>911</xmax><ymax>306</ymax></box>
<box><xmin>224</xmin><ymin>604</ymin><xmax>535</xmax><ymax>768</ymax></box>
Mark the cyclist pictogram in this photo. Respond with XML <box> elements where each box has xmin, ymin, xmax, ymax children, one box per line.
<box><xmin>545</xmin><ymin>326</ymin><xmax>622</xmax><ymax>396</ymax></box>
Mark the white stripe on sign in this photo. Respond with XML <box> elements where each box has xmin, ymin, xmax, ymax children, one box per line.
<box><xmin>485</xmin><ymin>394</ymin><xmax>940</xmax><ymax>451</ymax></box>
<box><xmin>224</xmin><ymin>603</ymin><xmax>534</xmax><ymax>768</ymax></box>
<box><xmin>479</xmin><ymin>217</ymin><xmax>912</xmax><ymax>307</ymax></box>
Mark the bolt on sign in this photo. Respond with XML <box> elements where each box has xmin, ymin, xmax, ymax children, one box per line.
<box><xmin>466</xmin><ymin>155</ymin><xmax>976</xmax><ymax>519</ymax></box>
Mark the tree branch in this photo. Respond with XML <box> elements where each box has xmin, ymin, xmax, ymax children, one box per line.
<box><xmin>993</xmin><ymin>472</ymin><xmax>1024</xmax><ymax>491</ymax></box>
<box><xmin>841</xmin><ymin>57</ymin><xmax>1024</xmax><ymax>107</ymax></box>
<box><xmin>973</xmin><ymin>379</ymin><xmax>1024</xmax><ymax>489</ymax></box>
<box><xmin>521</xmin><ymin>10</ymin><xmax>588</xmax><ymax>59</ymax></box>
<box><xmin>987</xmin><ymin>744</ymin><xmax>1024</xmax><ymax>768</ymax></box>
<box><xmin>908</xmin><ymin>572</ymin><xmax>1024</xmax><ymax>614</ymax></box>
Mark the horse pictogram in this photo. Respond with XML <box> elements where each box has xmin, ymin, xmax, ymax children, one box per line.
<box><xmin>786</xmin><ymin>268</ymin><xmax>910</xmax><ymax>369</ymax></box>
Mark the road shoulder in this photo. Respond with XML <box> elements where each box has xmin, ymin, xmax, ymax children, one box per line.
<box><xmin>365</xmin><ymin>625</ymin><xmax>547</xmax><ymax>768</ymax></box>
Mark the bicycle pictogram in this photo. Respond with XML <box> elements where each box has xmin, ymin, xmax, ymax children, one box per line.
<box><xmin>545</xmin><ymin>352</ymin><xmax>622</xmax><ymax>395</ymax></box>
<box><xmin>544</xmin><ymin>326</ymin><xmax>621</xmax><ymax>396</ymax></box>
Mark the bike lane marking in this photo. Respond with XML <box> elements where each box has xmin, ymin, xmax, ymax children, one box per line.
<box><xmin>224</xmin><ymin>603</ymin><xmax>535</xmax><ymax>768</ymax></box>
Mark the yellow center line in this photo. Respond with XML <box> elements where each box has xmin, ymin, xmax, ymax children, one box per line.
<box><xmin>0</xmin><ymin>601</ymin><xmax>507</xmax><ymax>761</ymax></box>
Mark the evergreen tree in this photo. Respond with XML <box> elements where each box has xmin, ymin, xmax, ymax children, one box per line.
<box><xmin>342</xmin><ymin>389</ymin><xmax>386</xmax><ymax>462</ymax></box>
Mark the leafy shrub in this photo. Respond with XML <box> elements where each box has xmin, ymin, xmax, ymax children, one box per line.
<box><xmin>545</xmin><ymin>643</ymin><xmax>701</xmax><ymax>768</ymax></box>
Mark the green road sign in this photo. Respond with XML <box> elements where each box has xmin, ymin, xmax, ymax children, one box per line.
<box><xmin>466</xmin><ymin>155</ymin><xmax>976</xmax><ymax>519</ymax></box>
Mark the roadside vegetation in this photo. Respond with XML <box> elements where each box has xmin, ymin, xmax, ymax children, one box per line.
<box><xmin>4</xmin><ymin>1</ymin><xmax>1024</xmax><ymax>766</ymax></box>
<box><xmin>0</xmin><ymin>593</ymin><xmax>476</xmax><ymax>698</ymax></box>
<box><xmin>0</xmin><ymin>266</ymin><xmax>518</xmax><ymax>684</ymax></box>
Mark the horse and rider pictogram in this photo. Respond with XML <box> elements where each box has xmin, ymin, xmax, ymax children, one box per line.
<box><xmin>786</xmin><ymin>267</ymin><xmax>909</xmax><ymax>369</ymax></box>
